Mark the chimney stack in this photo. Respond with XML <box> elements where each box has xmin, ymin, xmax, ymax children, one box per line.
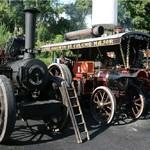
<box><xmin>24</xmin><ymin>8</ymin><xmax>39</xmax><ymax>50</ymax></box>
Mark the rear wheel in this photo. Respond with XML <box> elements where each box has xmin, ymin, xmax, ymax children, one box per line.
<box><xmin>47</xmin><ymin>63</ymin><xmax>72</xmax><ymax>131</ymax></box>
<box><xmin>91</xmin><ymin>86</ymin><xmax>116</xmax><ymax>125</ymax></box>
<box><xmin>127</xmin><ymin>86</ymin><xmax>145</xmax><ymax>119</ymax></box>
<box><xmin>0</xmin><ymin>75</ymin><xmax>16</xmax><ymax>143</ymax></box>
<box><xmin>43</xmin><ymin>79</ymin><xmax>69</xmax><ymax>131</ymax></box>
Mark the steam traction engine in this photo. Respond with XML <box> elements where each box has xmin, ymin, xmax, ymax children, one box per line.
<box><xmin>42</xmin><ymin>29</ymin><xmax>150</xmax><ymax>125</ymax></box>
<box><xmin>0</xmin><ymin>8</ymin><xmax>68</xmax><ymax>143</ymax></box>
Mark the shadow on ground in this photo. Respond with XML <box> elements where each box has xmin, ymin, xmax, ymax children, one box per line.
<box><xmin>3</xmin><ymin>106</ymin><xmax>150</xmax><ymax>146</ymax></box>
<box><xmin>3</xmin><ymin>110</ymin><xmax>109</xmax><ymax>146</ymax></box>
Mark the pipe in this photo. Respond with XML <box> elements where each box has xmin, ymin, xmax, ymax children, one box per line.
<box><xmin>64</xmin><ymin>25</ymin><xmax>104</xmax><ymax>40</ymax></box>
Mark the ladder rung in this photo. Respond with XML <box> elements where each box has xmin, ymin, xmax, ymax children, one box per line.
<box><xmin>70</xmin><ymin>96</ymin><xmax>77</xmax><ymax>100</ymax></box>
<box><xmin>72</xmin><ymin>104</ymin><xmax>79</xmax><ymax>108</ymax></box>
<box><xmin>75</xmin><ymin>113</ymin><xmax>82</xmax><ymax>117</ymax></box>
<box><xmin>67</xmin><ymin>88</ymin><xmax>74</xmax><ymax>91</ymax></box>
<box><xmin>61</xmin><ymin>81</ymin><xmax>90</xmax><ymax>143</ymax></box>
<box><xmin>78</xmin><ymin>122</ymin><xmax>85</xmax><ymax>126</ymax></box>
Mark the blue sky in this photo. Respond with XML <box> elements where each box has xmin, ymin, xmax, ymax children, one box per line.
<box><xmin>60</xmin><ymin>0</ymin><xmax>75</xmax><ymax>4</ymax></box>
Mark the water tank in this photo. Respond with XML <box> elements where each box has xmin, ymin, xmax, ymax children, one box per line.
<box><xmin>92</xmin><ymin>0</ymin><xmax>118</xmax><ymax>29</ymax></box>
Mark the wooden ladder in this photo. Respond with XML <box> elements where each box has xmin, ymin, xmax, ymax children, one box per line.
<box><xmin>61</xmin><ymin>81</ymin><xmax>90</xmax><ymax>143</ymax></box>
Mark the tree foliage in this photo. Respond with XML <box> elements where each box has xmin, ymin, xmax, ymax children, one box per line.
<box><xmin>118</xmin><ymin>0</ymin><xmax>150</xmax><ymax>31</ymax></box>
<box><xmin>0</xmin><ymin>0</ymin><xmax>150</xmax><ymax>49</ymax></box>
<box><xmin>0</xmin><ymin>0</ymin><xmax>68</xmax><ymax>46</ymax></box>
<box><xmin>0</xmin><ymin>24</ymin><xmax>11</xmax><ymax>48</ymax></box>
<box><xmin>64</xmin><ymin>0</ymin><xmax>92</xmax><ymax>30</ymax></box>
<box><xmin>0</xmin><ymin>1</ymin><xmax>16</xmax><ymax>33</ymax></box>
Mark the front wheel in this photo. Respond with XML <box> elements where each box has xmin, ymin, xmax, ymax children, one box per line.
<box><xmin>90</xmin><ymin>86</ymin><xmax>116</xmax><ymax>125</ymax></box>
<box><xmin>0</xmin><ymin>75</ymin><xmax>16</xmax><ymax>143</ymax></box>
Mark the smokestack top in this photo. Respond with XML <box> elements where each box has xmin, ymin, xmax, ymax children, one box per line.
<box><xmin>24</xmin><ymin>7</ymin><xmax>40</xmax><ymax>14</ymax></box>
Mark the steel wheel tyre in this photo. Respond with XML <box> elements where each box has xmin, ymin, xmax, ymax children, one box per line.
<box><xmin>91</xmin><ymin>86</ymin><xmax>116</xmax><ymax>125</ymax></box>
<box><xmin>0</xmin><ymin>75</ymin><xmax>16</xmax><ymax>143</ymax></box>
<box><xmin>48</xmin><ymin>63</ymin><xmax>72</xmax><ymax>86</ymax></box>
<box><xmin>127</xmin><ymin>87</ymin><xmax>145</xmax><ymax>119</ymax></box>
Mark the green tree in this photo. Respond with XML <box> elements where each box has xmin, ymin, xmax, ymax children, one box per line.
<box><xmin>118</xmin><ymin>0</ymin><xmax>150</xmax><ymax>32</ymax></box>
<box><xmin>0</xmin><ymin>0</ymin><xmax>68</xmax><ymax>45</ymax></box>
<box><xmin>0</xmin><ymin>1</ymin><xmax>16</xmax><ymax>33</ymax></box>
<box><xmin>30</xmin><ymin>0</ymin><xmax>69</xmax><ymax>42</ymax></box>
<box><xmin>0</xmin><ymin>24</ymin><xmax>11</xmax><ymax>48</ymax></box>
<box><xmin>37</xmin><ymin>23</ymin><xmax>50</xmax><ymax>42</ymax></box>
<box><xmin>64</xmin><ymin>0</ymin><xmax>92</xmax><ymax>30</ymax></box>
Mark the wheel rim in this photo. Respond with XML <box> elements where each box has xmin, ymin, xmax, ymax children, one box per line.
<box><xmin>0</xmin><ymin>75</ymin><xmax>16</xmax><ymax>143</ymax></box>
<box><xmin>48</xmin><ymin>63</ymin><xmax>72</xmax><ymax>86</ymax></box>
<box><xmin>0</xmin><ymin>87</ymin><xmax>5</xmax><ymax>137</ymax></box>
<box><xmin>49</xmin><ymin>65</ymin><xmax>62</xmax><ymax>77</ymax></box>
<box><xmin>47</xmin><ymin>63</ymin><xmax>72</xmax><ymax>130</ymax></box>
<box><xmin>129</xmin><ymin>89</ymin><xmax>144</xmax><ymax>119</ymax></box>
<box><xmin>91</xmin><ymin>86</ymin><xmax>116</xmax><ymax>125</ymax></box>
